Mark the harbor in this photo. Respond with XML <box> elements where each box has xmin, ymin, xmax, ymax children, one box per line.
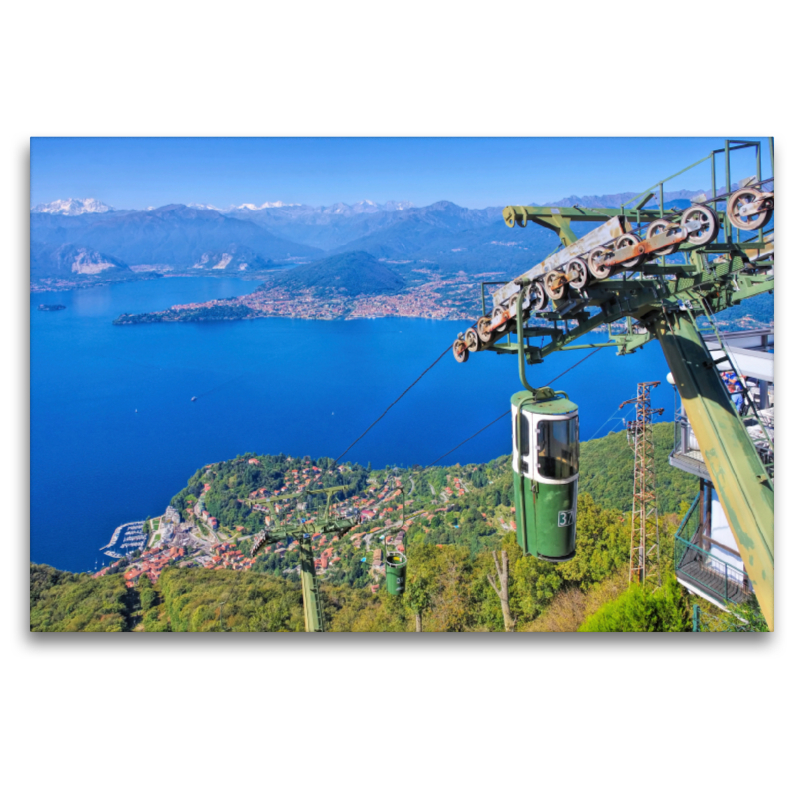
<box><xmin>101</xmin><ymin>520</ymin><xmax>147</xmax><ymax>557</ymax></box>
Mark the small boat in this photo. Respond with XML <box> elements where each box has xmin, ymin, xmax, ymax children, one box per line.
<box><xmin>191</xmin><ymin>397</ymin><xmax>197</xmax><ymax>402</ymax></box>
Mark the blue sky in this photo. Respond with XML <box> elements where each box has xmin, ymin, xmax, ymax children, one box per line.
<box><xmin>30</xmin><ymin>137</ymin><xmax>773</xmax><ymax>210</ymax></box>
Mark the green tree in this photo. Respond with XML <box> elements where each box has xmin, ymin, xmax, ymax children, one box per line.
<box><xmin>579</xmin><ymin>573</ymin><xmax>692</xmax><ymax>632</ymax></box>
<box><xmin>138</xmin><ymin>575</ymin><xmax>157</xmax><ymax>612</ymax></box>
<box><xmin>403</xmin><ymin>543</ymin><xmax>440</xmax><ymax>632</ymax></box>
<box><xmin>426</xmin><ymin>546</ymin><xmax>475</xmax><ymax>632</ymax></box>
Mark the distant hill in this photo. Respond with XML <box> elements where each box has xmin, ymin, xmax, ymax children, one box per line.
<box><xmin>226</xmin><ymin>201</ymin><xmax>419</xmax><ymax>251</ymax></box>
<box><xmin>321</xmin><ymin>201</ymin><xmax>558</xmax><ymax>275</ymax></box>
<box><xmin>30</xmin><ymin>242</ymin><xmax>132</xmax><ymax>280</ymax></box>
<box><xmin>263</xmin><ymin>251</ymin><xmax>405</xmax><ymax>297</ymax></box>
<box><xmin>713</xmin><ymin>292</ymin><xmax>774</xmax><ymax>329</ymax></box>
<box><xmin>188</xmin><ymin>244</ymin><xmax>274</xmax><ymax>272</ymax></box>
<box><xmin>545</xmin><ymin>184</ymin><xmax>768</xmax><ymax>212</ymax></box>
<box><xmin>544</xmin><ymin>189</ymin><xmax>703</xmax><ymax>208</ymax></box>
<box><xmin>30</xmin><ymin>204</ymin><xmax>321</xmax><ymax>271</ymax></box>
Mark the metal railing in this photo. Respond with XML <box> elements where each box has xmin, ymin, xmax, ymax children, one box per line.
<box><xmin>674</xmin><ymin>492</ymin><xmax>752</xmax><ymax>605</ymax></box>
<box><xmin>674</xmin><ymin>491</ymin><xmax>701</xmax><ymax>556</ymax></box>
<box><xmin>622</xmin><ymin>138</ymin><xmax>773</xmax><ymax>255</ymax></box>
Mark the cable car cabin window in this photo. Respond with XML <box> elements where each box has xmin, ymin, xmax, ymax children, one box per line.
<box><xmin>518</xmin><ymin>412</ymin><xmax>531</xmax><ymax>472</ymax></box>
<box><xmin>537</xmin><ymin>418</ymin><xmax>579</xmax><ymax>481</ymax></box>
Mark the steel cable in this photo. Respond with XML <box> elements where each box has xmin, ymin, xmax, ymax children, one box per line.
<box><xmin>588</xmin><ymin>404</ymin><xmax>634</xmax><ymax>441</ymax></box>
<box><xmin>333</xmin><ymin>343</ymin><xmax>453</xmax><ymax>464</ymax></box>
<box><xmin>425</xmin><ymin>347</ymin><xmax>601</xmax><ymax>468</ymax></box>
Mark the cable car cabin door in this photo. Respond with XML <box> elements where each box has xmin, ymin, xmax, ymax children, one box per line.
<box><xmin>511</xmin><ymin>394</ymin><xmax>579</xmax><ymax>562</ymax></box>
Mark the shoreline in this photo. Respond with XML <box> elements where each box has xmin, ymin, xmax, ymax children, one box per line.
<box><xmin>112</xmin><ymin>310</ymin><xmax>476</xmax><ymax>325</ymax></box>
<box><xmin>30</xmin><ymin>271</ymin><xmax>287</xmax><ymax>295</ymax></box>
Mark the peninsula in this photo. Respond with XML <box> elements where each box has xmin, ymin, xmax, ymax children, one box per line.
<box><xmin>113</xmin><ymin>256</ymin><xmax>489</xmax><ymax>324</ymax></box>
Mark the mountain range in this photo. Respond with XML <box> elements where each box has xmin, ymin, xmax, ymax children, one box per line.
<box><xmin>544</xmin><ymin>189</ymin><xmax>703</xmax><ymax>208</ymax></box>
<box><xmin>29</xmin><ymin>190</ymin><xmax>703</xmax><ymax>288</ymax></box>
<box><xmin>31</xmin><ymin>198</ymin><xmax>114</xmax><ymax>215</ymax></box>
<box><xmin>30</xmin><ymin>204</ymin><xmax>321</xmax><ymax>278</ymax></box>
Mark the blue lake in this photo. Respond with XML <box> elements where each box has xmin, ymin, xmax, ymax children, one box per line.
<box><xmin>31</xmin><ymin>277</ymin><xmax>674</xmax><ymax>572</ymax></box>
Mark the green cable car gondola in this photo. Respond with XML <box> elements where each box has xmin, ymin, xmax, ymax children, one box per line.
<box><xmin>511</xmin><ymin>388</ymin><xmax>579</xmax><ymax>562</ymax></box>
<box><xmin>385</xmin><ymin>551</ymin><xmax>407</xmax><ymax>595</ymax></box>
<box><xmin>382</xmin><ymin>484</ymin><xmax>408</xmax><ymax>596</ymax></box>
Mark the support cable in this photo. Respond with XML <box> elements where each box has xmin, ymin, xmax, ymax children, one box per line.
<box><xmin>425</xmin><ymin>348</ymin><xmax>602</xmax><ymax>468</ymax></box>
<box><xmin>588</xmin><ymin>404</ymin><xmax>634</xmax><ymax>441</ymax></box>
<box><xmin>426</xmin><ymin>410</ymin><xmax>510</xmax><ymax>468</ymax></box>
<box><xmin>333</xmin><ymin>343</ymin><xmax>453</xmax><ymax>465</ymax></box>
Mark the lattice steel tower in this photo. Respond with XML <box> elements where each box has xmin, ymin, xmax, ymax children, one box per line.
<box><xmin>620</xmin><ymin>382</ymin><xmax>665</xmax><ymax>585</ymax></box>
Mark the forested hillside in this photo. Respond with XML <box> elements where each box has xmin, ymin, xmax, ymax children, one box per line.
<box><xmin>580</xmin><ymin>422</ymin><xmax>697</xmax><ymax>515</ymax></box>
<box><xmin>141</xmin><ymin>570</ymin><xmax>306</xmax><ymax>632</ymax></box>
<box><xmin>130</xmin><ymin>494</ymin><xmax>691</xmax><ymax>632</ymax></box>
<box><xmin>30</xmin><ymin>564</ymin><xmax>133</xmax><ymax>632</ymax></box>
<box><xmin>31</xmin><ymin>427</ymin><xmax>746</xmax><ymax>633</ymax></box>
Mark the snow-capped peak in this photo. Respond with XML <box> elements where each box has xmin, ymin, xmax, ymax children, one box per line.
<box><xmin>382</xmin><ymin>200</ymin><xmax>415</xmax><ymax>211</ymax></box>
<box><xmin>31</xmin><ymin>198</ymin><xmax>113</xmax><ymax>215</ymax></box>
<box><xmin>187</xmin><ymin>203</ymin><xmax>222</xmax><ymax>211</ymax></box>
<box><xmin>319</xmin><ymin>200</ymin><xmax>415</xmax><ymax>215</ymax></box>
<box><xmin>235</xmin><ymin>201</ymin><xmax>299</xmax><ymax>210</ymax></box>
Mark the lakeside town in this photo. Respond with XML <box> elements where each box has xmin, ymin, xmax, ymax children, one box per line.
<box><xmin>112</xmin><ymin>269</ymin><xmax>492</xmax><ymax>324</ymax></box>
<box><xmin>94</xmin><ymin>456</ymin><xmax>512</xmax><ymax>593</ymax></box>
<box><xmin>98</xmin><ymin>266</ymin><xmax>766</xmax><ymax>331</ymax></box>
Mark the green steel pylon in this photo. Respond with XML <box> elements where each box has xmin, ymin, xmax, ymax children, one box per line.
<box><xmin>654</xmin><ymin>311</ymin><xmax>774</xmax><ymax>629</ymax></box>
<box><xmin>250</xmin><ymin>485</ymin><xmax>358</xmax><ymax>633</ymax></box>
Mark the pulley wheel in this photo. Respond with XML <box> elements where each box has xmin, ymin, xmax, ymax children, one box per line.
<box><xmin>464</xmin><ymin>328</ymin><xmax>480</xmax><ymax>352</ymax></box>
<box><xmin>503</xmin><ymin>207</ymin><xmax>516</xmax><ymax>228</ymax></box>
<box><xmin>476</xmin><ymin>315</ymin><xmax>494</xmax><ymax>344</ymax></box>
<box><xmin>645</xmin><ymin>218</ymin><xmax>680</xmax><ymax>256</ymax></box>
<box><xmin>680</xmin><ymin>204</ymin><xmax>720</xmax><ymax>246</ymax></box>
<box><xmin>726</xmin><ymin>188</ymin><xmax>773</xmax><ymax>231</ymax></box>
<box><xmin>587</xmin><ymin>247</ymin><xmax>614</xmax><ymax>280</ymax></box>
<box><xmin>492</xmin><ymin>304</ymin><xmax>510</xmax><ymax>334</ymax></box>
<box><xmin>529</xmin><ymin>281</ymin><xmax>548</xmax><ymax>312</ymax></box>
<box><xmin>566</xmin><ymin>257</ymin><xmax>589</xmax><ymax>290</ymax></box>
<box><xmin>504</xmin><ymin>293</ymin><xmax>522</xmax><ymax>329</ymax></box>
<box><xmin>544</xmin><ymin>270</ymin><xmax>566</xmax><ymax>301</ymax></box>
<box><xmin>614</xmin><ymin>232</ymin><xmax>645</xmax><ymax>269</ymax></box>
<box><xmin>452</xmin><ymin>338</ymin><xmax>469</xmax><ymax>363</ymax></box>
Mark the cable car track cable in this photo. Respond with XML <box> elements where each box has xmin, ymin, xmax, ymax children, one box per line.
<box><xmin>426</xmin><ymin>409</ymin><xmax>510</xmax><ymax>468</ymax></box>
<box><xmin>333</xmin><ymin>343</ymin><xmax>453</xmax><ymax>465</ymax></box>
<box><xmin>425</xmin><ymin>347</ymin><xmax>602</xmax><ymax>468</ymax></box>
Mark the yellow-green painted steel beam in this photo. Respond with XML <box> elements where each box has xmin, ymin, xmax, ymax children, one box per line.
<box><xmin>654</xmin><ymin>311</ymin><xmax>774</xmax><ymax>630</ymax></box>
<box><xmin>299</xmin><ymin>542</ymin><xmax>324</xmax><ymax>633</ymax></box>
